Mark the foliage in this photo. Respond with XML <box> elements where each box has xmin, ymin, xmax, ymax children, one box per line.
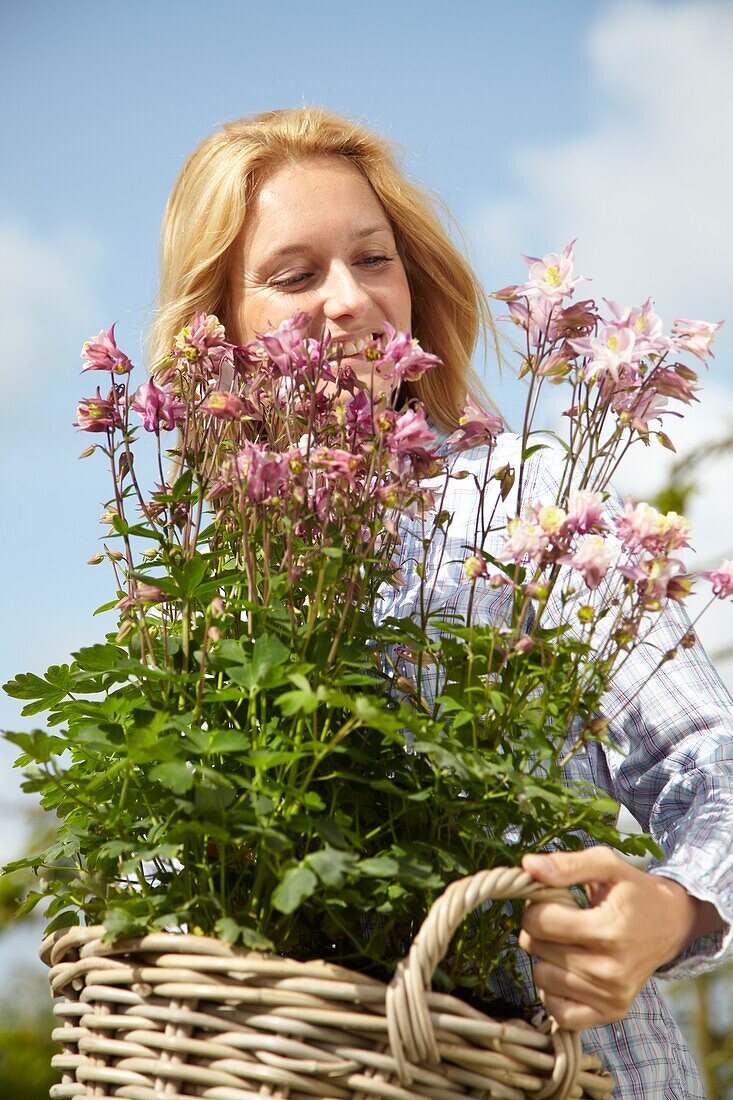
<box><xmin>3</xmin><ymin>246</ymin><xmax>729</xmax><ymax>999</ymax></box>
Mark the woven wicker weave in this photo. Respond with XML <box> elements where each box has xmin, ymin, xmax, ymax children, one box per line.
<box><xmin>41</xmin><ymin>867</ymin><xmax>614</xmax><ymax>1100</ymax></box>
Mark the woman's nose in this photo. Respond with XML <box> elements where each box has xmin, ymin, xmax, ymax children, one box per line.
<box><xmin>321</xmin><ymin>261</ymin><xmax>372</xmax><ymax>323</ymax></box>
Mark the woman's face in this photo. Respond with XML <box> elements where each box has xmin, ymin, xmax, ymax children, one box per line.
<box><xmin>230</xmin><ymin>156</ymin><xmax>412</xmax><ymax>393</ymax></box>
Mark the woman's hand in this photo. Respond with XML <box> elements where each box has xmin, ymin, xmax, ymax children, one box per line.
<box><xmin>518</xmin><ymin>848</ymin><xmax>724</xmax><ymax>1030</ymax></box>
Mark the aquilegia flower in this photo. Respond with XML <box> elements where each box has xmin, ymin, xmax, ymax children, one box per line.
<box><xmin>132</xmin><ymin>380</ymin><xmax>186</xmax><ymax>433</ymax></box>
<box><xmin>81</xmin><ymin>324</ymin><xmax>133</xmax><ymax>375</ymax></box>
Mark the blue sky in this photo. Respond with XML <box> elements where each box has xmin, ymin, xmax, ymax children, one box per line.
<box><xmin>1</xmin><ymin>0</ymin><xmax>732</xmax><ymax>974</ymax></box>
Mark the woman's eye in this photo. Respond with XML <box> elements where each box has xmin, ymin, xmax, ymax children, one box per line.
<box><xmin>360</xmin><ymin>254</ymin><xmax>390</xmax><ymax>267</ymax></box>
<box><xmin>271</xmin><ymin>272</ymin><xmax>311</xmax><ymax>289</ymax></box>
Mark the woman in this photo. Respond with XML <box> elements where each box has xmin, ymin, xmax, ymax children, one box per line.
<box><xmin>149</xmin><ymin>107</ymin><xmax>731</xmax><ymax>1097</ymax></box>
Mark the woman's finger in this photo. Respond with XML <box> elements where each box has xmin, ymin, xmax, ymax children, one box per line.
<box><xmin>521</xmin><ymin>899</ymin><xmax>611</xmax><ymax>947</ymax></box>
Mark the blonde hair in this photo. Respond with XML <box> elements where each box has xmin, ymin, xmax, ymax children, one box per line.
<box><xmin>149</xmin><ymin>107</ymin><xmax>496</xmax><ymax>430</ymax></box>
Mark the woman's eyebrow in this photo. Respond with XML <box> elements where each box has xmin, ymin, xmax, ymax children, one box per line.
<box><xmin>262</xmin><ymin>225</ymin><xmax>392</xmax><ymax>266</ymax></box>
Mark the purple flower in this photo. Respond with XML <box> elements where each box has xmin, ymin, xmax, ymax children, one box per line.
<box><xmin>75</xmin><ymin>386</ymin><xmax>123</xmax><ymax>432</ymax></box>
<box><xmin>446</xmin><ymin>396</ymin><xmax>504</xmax><ymax>452</ymax></box>
<box><xmin>81</xmin><ymin>323</ymin><xmax>133</xmax><ymax>374</ymax></box>
<box><xmin>344</xmin><ymin>390</ymin><xmax>373</xmax><ymax>438</ymax></box>
<box><xmin>132</xmin><ymin>380</ymin><xmax>186</xmax><ymax>433</ymax></box>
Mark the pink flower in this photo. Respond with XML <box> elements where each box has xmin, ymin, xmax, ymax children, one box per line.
<box><xmin>309</xmin><ymin>446</ymin><xmax>364</xmax><ymax>483</ymax></box>
<box><xmin>174</xmin><ymin>312</ymin><xmax>230</xmax><ymax>370</ymax></box>
<box><xmin>386</xmin><ymin>407</ymin><xmax>436</xmax><ymax>454</ymax></box>
<box><xmin>503</xmin><ymin>296</ymin><xmax>559</xmax><ymax>349</ymax></box>
<box><xmin>499</xmin><ymin>518</ymin><xmax>548</xmax><ymax>564</ymax></box>
<box><xmin>571</xmin><ymin>324</ymin><xmax>639</xmax><ymax>385</ymax></box>
<box><xmin>132</xmin><ymin>379</ymin><xmax>186</xmax><ymax>433</ymax></box>
<box><xmin>562</xmin><ymin>535</ymin><xmax>614</xmax><ymax>590</ymax></box>
<box><xmin>81</xmin><ymin>323</ymin><xmax>133</xmax><ymax>374</ymax></box>
<box><xmin>615</xmin><ymin>501</ymin><xmax>692</xmax><ymax>555</ymax></box>
<box><xmin>565</xmin><ymin>489</ymin><xmax>607</xmax><ymax>534</ymax></box>
<box><xmin>446</xmin><ymin>396</ymin><xmax>504</xmax><ymax>452</ymax></box>
<box><xmin>647</xmin><ymin>365</ymin><xmax>699</xmax><ymax>404</ymax></box>
<box><xmin>374</xmin><ymin>324</ymin><xmax>441</xmax><ymax>384</ymax></box>
<box><xmin>671</xmin><ymin>317</ymin><xmax>724</xmax><ymax>363</ymax></box>
<box><xmin>702</xmin><ymin>559</ymin><xmax>733</xmax><ymax>599</ymax></box>
<box><xmin>621</xmin><ymin>557</ymin><xmax>693</xmax><ymax>608</ymax></box>
<box><xmin>613</xmin><ymin>388</ymin><xmax>670</xmax><ymax>433</ymax></box>
<box><xmin>201</xmin><ymin>390</ymin><xmax>246</xmax><ymax>420</ymax></box>
<box><xmin>518</xmin><ymin>240</ymin><xmax>585</xmax><ymax>302</ymax></box>
<box><xmin>210</xmin><ymin>441</ymin><xmax>290</xmax><ymax>503</ymax></box>
<box><xmin>345</xmin><ymin>390</ymin><xmax>373</xmax><ymax>437</ymax></box>
<box><xmin>75</xmin><ymin>386</ymin><xmax>123</xmax><ymax>432</ymax></box>
<box><xmin>603</xmin><ymin>297</ymin><xmax>671</xmax><ymax>358</ymax></box>
<box><xmin>256</xmin><ymin>312</ymin><xmax>312</xmax><ymax>374</ymax></box>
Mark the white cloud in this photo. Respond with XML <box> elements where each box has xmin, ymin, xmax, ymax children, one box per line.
<box><xmin>0</xmin><ymin>218</ymin><xmax>105</xmax><ymax>392</ymax></box>
<box><xmin>474</xmin><ymin>1</ymin><xmax>733</xmax><ymax>352</ymax></box>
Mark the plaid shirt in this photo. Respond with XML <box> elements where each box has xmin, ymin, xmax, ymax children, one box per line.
<box><xmin>375</xmin><ymin>431</ymin><xmax>733</xmax><ymax>1098</ymax></box>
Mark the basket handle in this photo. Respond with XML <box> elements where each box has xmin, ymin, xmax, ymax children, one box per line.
<box><xmin>385</xmin><ymin>865</ymin><xmax>582</xmax><ymax>1100</ymax></box>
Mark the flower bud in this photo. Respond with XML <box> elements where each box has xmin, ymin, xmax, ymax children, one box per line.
<box><xmin>87</xmin><ymin>553</ymin><xmax>104</xmax><ymax>565</ymax></box>
<box><xmin>463</xmin><ymin>554</ymin><xmax>489</xmax><ymax>581</ymax></box>
<box><xmin>115</xmin><ymin>620</ymin><xmax>134</xmax><ymax>643</ymax></box>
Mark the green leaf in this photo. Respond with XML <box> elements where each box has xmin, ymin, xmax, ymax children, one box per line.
<box><xmin>272</xmin><ymin>865</ymin><xmax>318</xmax><ymax>914</ymax></box>
<box><xmin>72</xmin><ymin>643</ymin><xmax>126</xmax><ymax>671</ymax></box>
<box><xmin>207</xmin><ymin>729</ymin><xmax>249</xmax><ymax>754</ymax></box>
<box><xmin>357</xmin><ymin>856</ymin><xmax>400</xmax><ymax>877</ymax></box>
<box><xmin>177</xmin><ymin>554</ymin><xmax>209</xmax><ymax>598</ymax></box>
<box><xmin>252</xmin><ymin>634</ymin><xmax>290</xmax><ymax>682</ymax></box>
<box><xmin>215</xmin><ymin>917</ymin><xmax>274</xmax><ymax>951</ymax></box>
<box><xmin>3</xmin><ymin>729</ymin><xmax>66</xmax><ymax>763</ymax></box>
<box><xmin>306</xmin><ymin>847</ymin><xmax>357</xmax><ymax>888</ymax></box>
<box><xmin>149</xmin><ymin>762</ymin><xmax>194</xmax><ymax>794</ymax></box>
<box><xmin>3</xmin><ymin>667</ymin><xmax>75</xmax><ymax>716</ymax></box>
<box><xmin>44</xmin><ymin>910</ymin><xmax>80</xmax><ymax>935</ymax></box>
<box><xmin>14</xmin><ymin>890</ymin><xmax>45</xmax><ymax>918</ymax></box>
<box><xmin>488</xmin><ymin>691</ymin><xmax>506</xmax><ymax>716</ymax></box>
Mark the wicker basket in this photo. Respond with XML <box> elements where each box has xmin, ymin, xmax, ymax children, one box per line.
<box><xmin>41</xmin><ymin>867</ymin><xmax>614</xmax><ymax>1100</ymax></box>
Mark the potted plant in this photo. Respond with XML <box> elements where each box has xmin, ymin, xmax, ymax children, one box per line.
<box><xmin>4</xmin><ymin>244</ymin><xmax>729</xmax><ymax>1099</ymax></box>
